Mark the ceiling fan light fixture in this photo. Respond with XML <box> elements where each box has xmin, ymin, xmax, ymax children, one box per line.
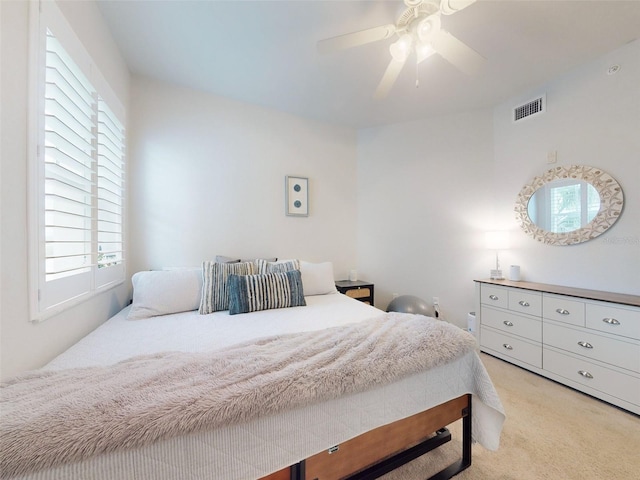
<box><xmin>417</xmin><ymin>14</ymin><xmax>441</xmax><ymax>43</ymax></box>
<box><xmin>317</xmin><ymin>0</ymin><xmax>485</xmax><ymax>99</ymax></box>
<box><xmin>416</xmin><ymin>42</ymin><xmax>435</xmax><ymax>63</ymax></box>
<box><xmin>389</xmin><ymin>33</ymin><xmax>414</xmax><ymax>61</ymax></box>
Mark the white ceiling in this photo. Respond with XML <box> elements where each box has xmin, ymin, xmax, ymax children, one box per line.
<box><xmin>96</xmin><ymin>0</ymin><xmax>640</xmax><ymax>129</ymax></box>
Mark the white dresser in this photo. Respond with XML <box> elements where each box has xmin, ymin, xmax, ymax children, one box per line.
<box><xmin>475</xmin><ymin>279</ymin><xmax>640</xmax><ymax>415</ymax></box>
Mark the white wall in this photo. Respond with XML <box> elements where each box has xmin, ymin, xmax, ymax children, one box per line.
<box><xmin>357</xmin><ymin>39</ymin><xmax>640</xmax><ymax>331</ymax></box>
<box><xmin>492</xmin><ymin>39</ymin><xmax>639</xmax><ymax>294</ymax></box>
<box><xmin>0</xmin><ymin>0</ymin><xmax>130</xmax><ymax>380</ymax></box>
<box><xmin>357</xmin><ymin>109</ymin><xmax>495</xmax><ymax>322</ymax></box>
<box><xmin>128</xmin><ymin>77</ymin><xmax>358</xmax><ymax>278</ymax></box>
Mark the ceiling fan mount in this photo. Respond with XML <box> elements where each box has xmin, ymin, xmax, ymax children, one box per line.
<box><xmin>318</xmin><ymin>0</ymin><xmax>485</xmax><ymax>99</ymax></box>
<box><xmin>396</xmin><ymin>0</ymin><xmax>440</xmax><ymax>29</ymax></box>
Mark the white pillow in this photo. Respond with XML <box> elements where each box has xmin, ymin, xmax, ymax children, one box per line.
<box><xmin>300</xmin><ymin>261</ymin><xmax>338</xmax><ymax>296</ymax></box>
<box><xmin>128</xmin><ymin>269</ymin><xmax>203</xmax><ymax>320</ymax></box>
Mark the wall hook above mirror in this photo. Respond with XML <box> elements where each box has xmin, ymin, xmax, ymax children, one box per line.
<box><xmin>515</xmin><ymin>165</ymin><xmax>624</xmax><ymax>246</ymax></box>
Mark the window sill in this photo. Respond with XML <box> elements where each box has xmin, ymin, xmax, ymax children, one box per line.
<box><xmin>30</xmin><ymin>279</ymin><xmax>125</xmax><ymax>323</ymax></box>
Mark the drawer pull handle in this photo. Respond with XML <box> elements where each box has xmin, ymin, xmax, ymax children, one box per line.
<box><xmin>489</xmin><ymin>295</ymin><xmax>499</xmax><ymax>301</ymax></box>
<box><xmin>577</xmin><ymin>341</ymin><xmax>593</xmax><ymax>349</ymax></box>
<box><xmin>556</xmin><ymin>308</ymin><xmax>570</xmax><ymax>315</ymax></box>
<box><xmin>578</xmin><ymin>370</ymin><xmax>594</xmax><ymax>379</ymax></box>
<box><xmin>518</xmin><ymin>300</ymin><xmax>530</xmax><ymax>307</ymax></box>
<box><xmin>503</xmin><ymin>343</ymin><xmax>513</xmax><ymax>350</ymax></box>
<box><xmin>503</xmin><ymin>320</ymin><xmax>514</xmax><ymax>327</ymax></box>
<box><xmin>602</xmin><ymin>317</ymin><xmax>620</xmax><ymax>326</ymax></box>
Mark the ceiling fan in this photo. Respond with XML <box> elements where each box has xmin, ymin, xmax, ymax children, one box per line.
<box><xmin>318</xmin><ymin>0</ymin><xmax>485</xmax><ymax>99</ymax></box>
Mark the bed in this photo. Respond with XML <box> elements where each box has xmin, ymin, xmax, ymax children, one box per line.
<box><xmin>0</xmin><ymin>261</ymin><xmax>505</xmax><ymax>480</ymax></box>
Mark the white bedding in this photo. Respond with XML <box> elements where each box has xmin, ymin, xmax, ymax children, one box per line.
<box><xmin>19</xmin><ymin>293</ymin><xmax>504</xmax><ymax>480</ymax></box>
<box><xmin>45</xmin><ymin>293</ymin><xmax>379</xmax><ymax>371</ymax></box>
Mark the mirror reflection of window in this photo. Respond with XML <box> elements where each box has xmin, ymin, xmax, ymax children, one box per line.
<box><xmin>527</xmin><ymin>180</ymin><xmax>600</xmax><ymax>233</ymax></box>
<box><xmin>516</xmin><ymin>165</ymin><xmax>623</xmax><ymax>245</ymax></box>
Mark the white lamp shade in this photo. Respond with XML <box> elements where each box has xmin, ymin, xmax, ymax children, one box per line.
<box><xmin>416</xmin><ymin>42</ymin><xmax>435</xmax><ymax>63</ymax></box>
<box><xmin>389</xmin><ymin>34</ymin><xmax>413</xmax><ymax>61</ymax></box>
<box><xmin>485</xmin><ymin>231</ymin><xmax>510</xmax><ymax>250</ymax></box>
<box><xmin>417</xmin><ymin>14</ymin><xmax>441</xmax><ymax>44</ymax></box>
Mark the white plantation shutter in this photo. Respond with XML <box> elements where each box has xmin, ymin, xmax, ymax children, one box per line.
<box><xmin>96</xmin><ymin>99</ymin><xmax>125</xmax><ymax>285</ymax></box>
<box><xmin>30</xmin><ymin>2</ymin><xmax>126</xmax><ymax>320</ymax></box>
<box><xmin>44</xmin><ymin>30</ymin><xmax>96</xmax><ymax>282</ymax></box>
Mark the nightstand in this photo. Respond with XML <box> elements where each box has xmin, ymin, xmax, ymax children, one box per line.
<box><xmin>335</xmin><ymin>280</ymin><xmax>374</xmax><ymax>305</ymax></box>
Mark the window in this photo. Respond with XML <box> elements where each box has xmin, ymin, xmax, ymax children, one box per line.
<box><xmin>30</xmin><ymin>2</ymin><xmax>125</xmax><ymax>320</ymax></box>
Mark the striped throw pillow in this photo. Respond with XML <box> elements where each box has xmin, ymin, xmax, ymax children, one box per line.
<box><xmin>228</xmin><ymin>270</ymin><xmax>306</xmax><ymax>315</ymax></box>
<box><xmin>199</xmin><ymin>261</ymin><xmax>256</xmax><ymax>314</ymax></box>
<box><xmin>256</xmin><ymin>258</ymin><xmax>300</xmax><ymax>274</ymax></box>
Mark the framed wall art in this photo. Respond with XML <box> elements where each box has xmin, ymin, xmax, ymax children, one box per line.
<box><xmin>285</xmin><ymin>176</ymin><xmax>308</xmax><ymax>217</ymax></box>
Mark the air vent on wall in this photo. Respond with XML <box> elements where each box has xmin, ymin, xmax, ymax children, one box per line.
<box><xmin>513</xmin><ymin>94</ymin><xmax>546</xmax><ymax>122</ymax></box>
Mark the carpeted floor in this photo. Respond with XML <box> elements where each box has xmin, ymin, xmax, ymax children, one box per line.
<box><xmin>382</xmin><ymin>353</ymin><xmax>640</xmax><ymax>480</ymax></box>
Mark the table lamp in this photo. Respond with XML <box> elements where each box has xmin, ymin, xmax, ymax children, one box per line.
<box><xmin>485</xmin><ymin>231</ymin><xmax>509</xmax><ymax>280</ymax></box>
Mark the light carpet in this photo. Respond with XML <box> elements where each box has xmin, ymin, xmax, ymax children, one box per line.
<box><xmin>382</xmin><ymin>353</ymin><xmax>640</xmax><ymax>480</ymax></box>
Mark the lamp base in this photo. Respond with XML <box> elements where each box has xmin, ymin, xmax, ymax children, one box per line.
<box><xmin>490</xmin><ymin>269</ymin><xmax>504</xmax><ymax>280</ymax></box>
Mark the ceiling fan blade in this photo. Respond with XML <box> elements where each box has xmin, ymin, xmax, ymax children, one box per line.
<box><xmin>439</xmin><ymin>0</ymin><xmax>477</xmax><ymax>15</ymax></box>
<box><xmin>374</xmin><ymin>57</ymin><xmax>407</xmax><ymax>99</ymax></box>
<box><xmin>318</xmin><ymin>24</ymin><xmax>396</xmax><ymax>54</ymax></box>
<box><xmin>430</xmin><ymin>30</ymin><xmax>485</xmax><ymax>75</ymax></box>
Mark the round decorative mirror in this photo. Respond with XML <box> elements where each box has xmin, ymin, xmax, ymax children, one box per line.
<box><xmin>515</xmin><ymin>165</ymin><xmax>624</xmax><ymax>245</ymax></box>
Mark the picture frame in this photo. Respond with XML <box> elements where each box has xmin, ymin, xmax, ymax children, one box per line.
<box><xmin>285</xmin><ymin>176</ymin><xmax>309</xmax><ymax>217</ymax></box>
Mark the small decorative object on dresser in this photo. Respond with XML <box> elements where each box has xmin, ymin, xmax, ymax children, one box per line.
<box><xmin>335</xmin><ymin>280</ymin><xmax>374</xmax><ymax>305</ymax></box>
<box><xmin>509</xmin><ymin>265</ymin><xmax>521</xmax><ymax>281</ymax></box>
<box><xmin>474</xmin><ymin>279</ymin><xmax>640</xmax><ymax>414</ymax></box>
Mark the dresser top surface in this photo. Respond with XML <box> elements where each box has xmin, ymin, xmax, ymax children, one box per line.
<box><xmin>475</xmin><ymin>279</ymin><xmax>640</xmax><ymax>307</ymax></box>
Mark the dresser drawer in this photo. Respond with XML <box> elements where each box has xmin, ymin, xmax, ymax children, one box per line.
<box><xmin>508</xmin><ymin>290</ymin><xmax>542</xmax><ymax>316</ymax></box>
<box><xmin>586</xmin><ymin>303</ymin><xmax>640</xmax><ymax>340</ymax></box>
<box><xmin>544</xmin><ymin>349</ymin><xmax>640</xmax><ymax>406</ymax></box>
<box><xmin>480</xmin><ymin>285</ymin><xmax>508</xmax><ymax>309</ymax></box>
<box><xmin>544</xmin><ymin>322</ymin><xmax>640</xmax><ymax>374</ymax></box>
<box><xmin>481</xmin><ymin>306</ymin><xmax>542</xmax><ymax>342</ymax></box>
<box><xmin>543</xmin><ymin>294</ymin><xmax>585</xmax><ymax>326</ymax></box>
<box><xmin>481</xmin><ymin>327</ymin><xmax>542</xmax><ymax>368</ymax></box>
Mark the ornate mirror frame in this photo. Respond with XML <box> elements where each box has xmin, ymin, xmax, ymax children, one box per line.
<box><xmin>515</xmin><ymin>165</ymin><xmax>624</xmax><ymax>246</ymax></box>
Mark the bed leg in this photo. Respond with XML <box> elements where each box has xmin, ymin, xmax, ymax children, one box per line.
<box><xmin>424</xmin><ymin>396</ymin><xmax>472</xmax><ymax>480</ymax></box>
<box><xmin>291</xmin><ymin>461</ymin><xmax>304</xmax><ymax>480</ymax></box>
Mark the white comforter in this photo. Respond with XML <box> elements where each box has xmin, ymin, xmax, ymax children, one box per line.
<box><xmin>45</xmin><ymin>294</ymin><xmax>380</xmax><ymax>370</ymax></box>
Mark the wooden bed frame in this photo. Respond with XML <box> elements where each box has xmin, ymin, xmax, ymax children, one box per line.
<box><xmin>259</xmin><ymin>394</ymin><xmax>472</xmax><ymax>480</ymax></box>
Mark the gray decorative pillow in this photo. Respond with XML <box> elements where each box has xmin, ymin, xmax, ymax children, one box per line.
<box><xmin>199</xmin><ymin>261</ymin><xmax>256</xmax><ymax>314</ymax></box>
<box><xmin>216</xmin><ymin>255</ymin><xmax>278</xmax><ymax>264</ymax></box>
<box><xmin>256</xmin><ymin>258</ymin><xmax>300</xmax><ymax>274</ymax></box>
<box><xmin>228</xmin><ymin>270</ymin><xmax>306</xmax><ymax>315</ymax></box>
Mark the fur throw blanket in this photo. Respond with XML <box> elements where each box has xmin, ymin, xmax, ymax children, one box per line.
<box><xmin>0</xmin><ymin>313</ymin><xmax>476</xmax><ymax>477</ymax></box>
